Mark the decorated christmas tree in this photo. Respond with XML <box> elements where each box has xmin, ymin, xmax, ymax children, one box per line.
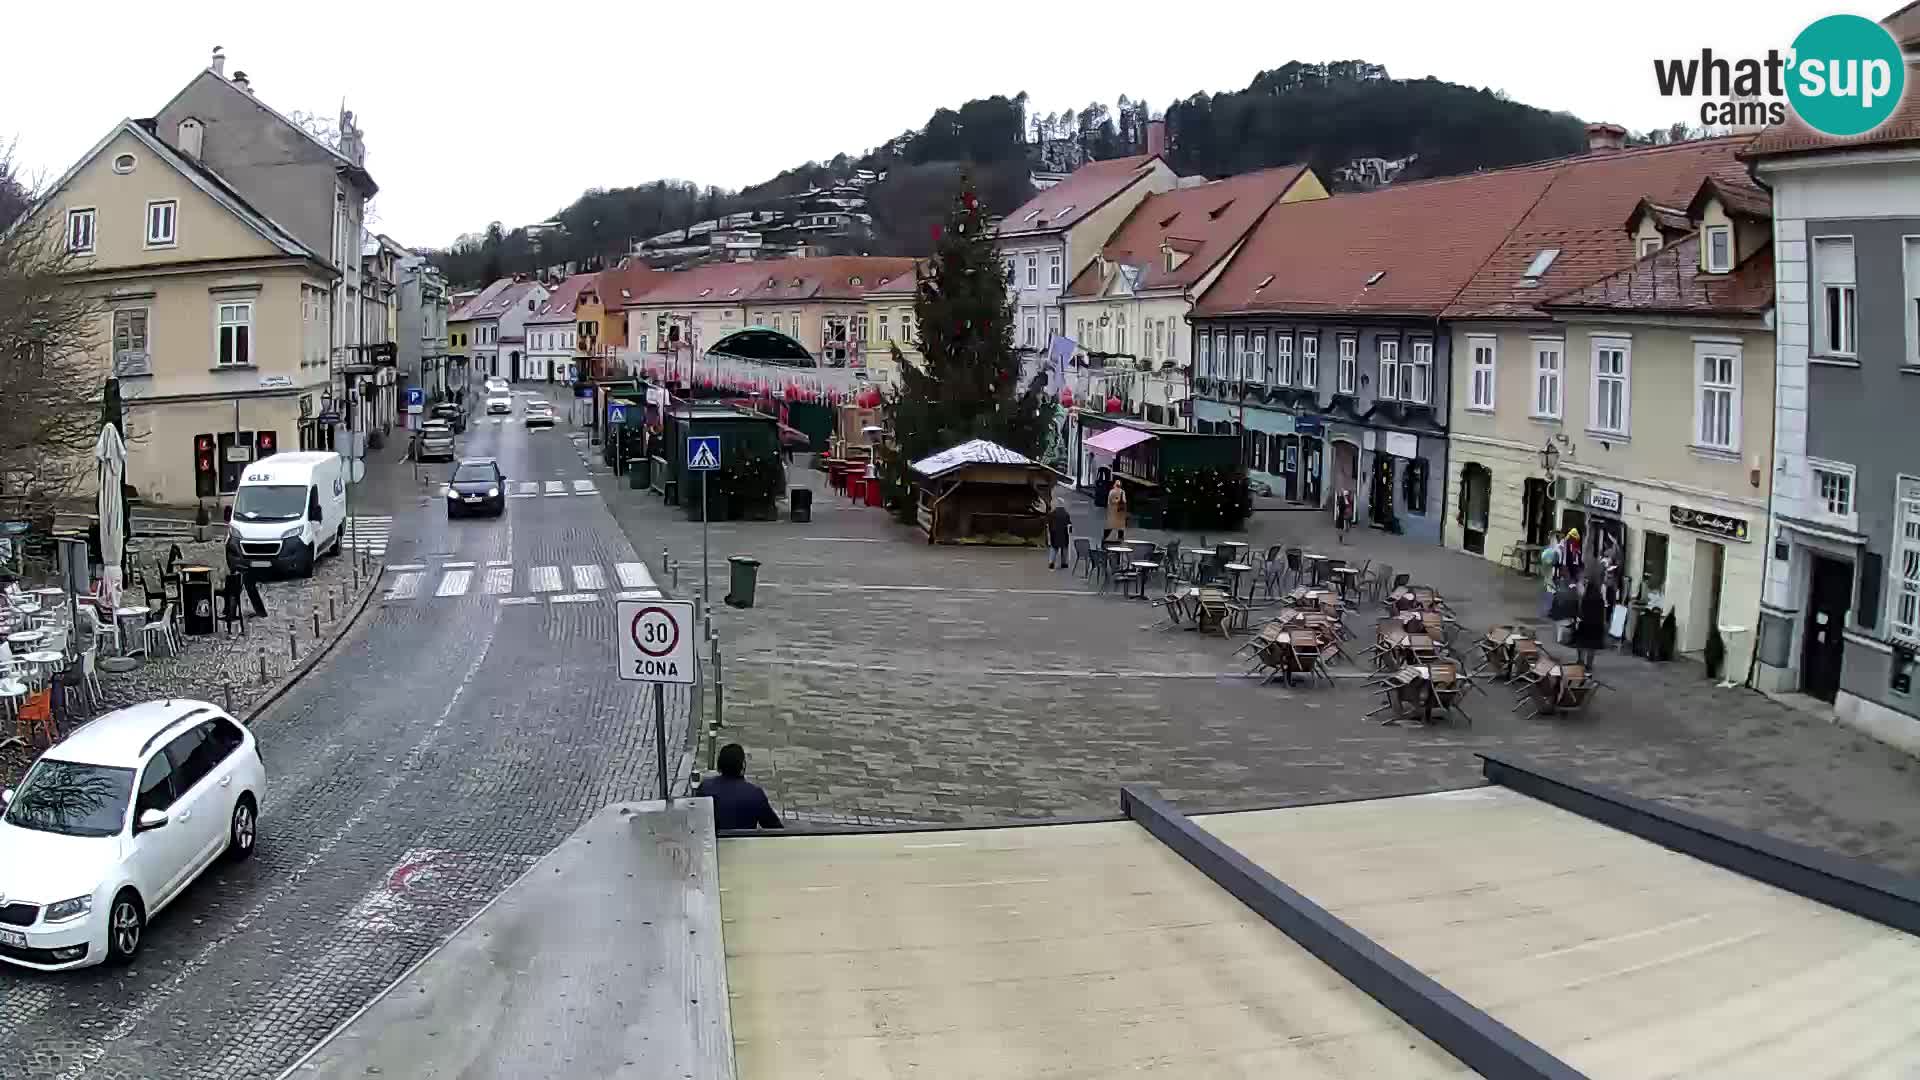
<box><xmin>879</xmin><ymin>181</ymin><xmax>1048</xmax><ymax>512</ymax></box>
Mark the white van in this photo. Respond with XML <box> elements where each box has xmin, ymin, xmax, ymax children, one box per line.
<box><xmin>226</xmin><ymin>452</ymin><xmax>346</xmax><ymax>577</ymax></box>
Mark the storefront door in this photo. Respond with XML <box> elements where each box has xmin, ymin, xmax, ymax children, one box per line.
<box><xmin>1522</xmin><ymin>478</ymin><xmax>1553</xmax><ymax>546</ymax></box>
<box><xmin>1281</xmin><ymin>436</ymin><xmax>1300</xmax><ymax>501</ymax></box>
<box><xmin>1460</xmin><ymin>464</ymin><xmax>1491</xmax><ymax>555</ymax></box>
<box><xmin>1332</xmin><ymin>440</ymin><xmax>1358</xmax><ymax>507</ymax></box>
<box><xmin>1300</xmin><ymin>437</ymin><xmax>1323</xmax><ymax>506</ymax></box>
<box><xmin>1370</xmin><ymin>455</ymin><xmax>1396</xmax><ymax>528</ymax></box>
<box><xmin>1801</xmin><ymin>555</ymin><xmax>1852</xmax><ymax>703</ymax></box>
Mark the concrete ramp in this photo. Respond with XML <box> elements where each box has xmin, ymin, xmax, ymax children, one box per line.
<box><xmin>287</xmin><ymin>800</ymin><xmax>735</xmax><ymax>1080</ymax></box>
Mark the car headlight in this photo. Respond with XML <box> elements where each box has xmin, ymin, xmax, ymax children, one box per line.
<box><xmin>280</xmin><ymin>525</ymin><xmax>305</xmax><ymax>540</ymax></box>
<box><xmin>444</xmin><ymin>485</ymin><xmax>457</xmax><ymax>499</ymax></box>
<box><xmin>44</xmin><ymin>894</ymin><xmax>92</xmax><ymax>923</ymax></box>
<box><xmin>486</xmin><ymin>487</ymin><xmax>499</xmax><ymax>497</ymax></box>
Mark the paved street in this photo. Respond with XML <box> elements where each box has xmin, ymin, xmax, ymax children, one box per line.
<box><xmin>0</xmin><ymin>392</ymin><xmax>687</xmax><ymax>1080</ymax></box>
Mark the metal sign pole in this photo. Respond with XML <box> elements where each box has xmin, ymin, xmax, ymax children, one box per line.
<box><xmin>653</xmin><ymin>681</ymin><xmax>670</xmax><ymax>805</ymax></box>
<box><xmin>701</xmin><ymin>469</ymin><xmax>711</xmax><ymax>619</ymax></box>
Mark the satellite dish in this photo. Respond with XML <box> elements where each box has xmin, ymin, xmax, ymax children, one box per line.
<box><xmin>349</xmin><ymin>458</ymin><xmax>365</xmax><ymax>483</ymax></box>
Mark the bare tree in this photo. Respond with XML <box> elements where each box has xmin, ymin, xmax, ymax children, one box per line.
<box><xmin>0</xmin><ymin>144</ymin><xmax>106</xmax><ymax>523</ymax></box>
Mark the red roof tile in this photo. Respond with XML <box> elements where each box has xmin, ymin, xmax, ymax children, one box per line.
<box><xmin>606</xmin><ymin>256</ymin><xmax>916</xmax><ymax>307</ymax></box>
<box><xmin>1744</xmin><ymin>59</ymin><xmax>1920</xmax><ymax>159</ymax></box>
<box><xmin>1442</xmin><ymin>137</ymin><xmax>1760</xmax><ymax>319</ymax></box>
<box><xmin>526</xmin><ymin>273</ymin><xmax>599</xmax><ymax>325</ymax></box>
<box><xmin>449</xmin><ymin>278</ymin><xmax>516</xmax><ymax>322</ymax></box>
<box><xmin>1884</xmin><ymin>1</ymin><xmax>1920</xmax><ymax>47</ymax></box>
<box><xmin>995</xmin><ymin>155</ymin><xmax>1163</xmax><ymax>237</ymax></box>
<box><xmin>1194</xmin><ymin>167</ymin><xmax>1559</xmax><ymax>318</ymax></box>
<box><xmin>1064</xmin><ymin>165</ymin><xmax>1311</xmax><ymax>299</ymax></box>
<box><xmin>1541</xmin><ymin>233</ymin><xmax>1774</xmax><ymax>317</ymax></box>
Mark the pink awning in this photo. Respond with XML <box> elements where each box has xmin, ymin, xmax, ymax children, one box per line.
<box><xmin>1085</xmin><ymin>426</ymin><xmax>1155</xmax><ymax>456</ymax></box>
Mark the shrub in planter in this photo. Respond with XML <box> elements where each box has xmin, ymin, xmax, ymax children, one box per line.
<box><xmin>1163</xmin><ymin>466</ymin><xmax>1252</xmax><ymax>531</ymax></box>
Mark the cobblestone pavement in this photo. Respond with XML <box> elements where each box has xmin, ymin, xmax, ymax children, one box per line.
<box><xmin>0</xmin><ymin>399</ymin><xmax>688</xmax><ymax>1080</ymax></box>
<box><xmin>601</xmin><ymin>458</ymin><xmax>1920</xmax><ymax>875</ymax></box>
<box><xmin>2</xmin><ymin>538</ymin><xmax>373</xmax><ymax>786</ymax></box>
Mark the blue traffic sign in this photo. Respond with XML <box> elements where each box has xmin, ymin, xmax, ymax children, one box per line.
<box><xmin>608</xmin><ymin>403</ymin><xmax>629</xmax><ymax>425</ymax></box>
<box><xmin>687</xmin><ymin>435</ymin><xmax>721</xmax><ymax>471</ymax></box>
<box><xmin>406</xmin><ymin>387</ymin><xmax>424</xmax><ymax>405</ymax></box>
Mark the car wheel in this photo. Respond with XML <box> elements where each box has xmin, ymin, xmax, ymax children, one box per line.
<box><xmin>106</xmin><ymin>890</ymin><xmax>144</xmax><ymax>965</ymax></box>
<box><xmin>227</xmin><ymin>796</ymin><xmax>258</xmax><ymax>861</ymax></box>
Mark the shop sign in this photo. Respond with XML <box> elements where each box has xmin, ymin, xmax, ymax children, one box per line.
<box><xmin>1587</xmin><ymin>486</ymin><xmax>1622</xmax><ymax>514</ymax></box>
<box><xmin>1383</xmin><ymin>431</ymin><xmax>1418</xmax><ymax>460</ymax></box>
<box><xmin>1294</xmin><ymin>415</ymin><xmax>1325</xmax><ymax>435</ymax></box>
<box><xmin>1670</xmin><ymin>504</ymin><xmax>1750</xmax><ymax>542</ymax></box>
<box><xmin>299</xmin><ymin>394</ymin><xmax>314</xmax><ymax>419</ymax></box>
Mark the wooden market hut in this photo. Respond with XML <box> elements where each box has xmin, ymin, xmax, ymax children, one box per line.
<box><xmin>909</xmin><ymin>440</ymin><xmax>1056</xmax><ymax>545</ymax></box>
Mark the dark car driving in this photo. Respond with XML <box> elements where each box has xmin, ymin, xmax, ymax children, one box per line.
<box><xmin>430</xmin><ymin>401</ymin><xmax>467</xmax><ymax>433</ymax></box>
<box><xmin>445</xmin><ymin>458</ymin><xmax>507</xmax><ymax>517</ymax></box>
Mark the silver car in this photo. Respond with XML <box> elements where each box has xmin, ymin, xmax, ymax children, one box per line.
<box><xmin>417</xmin><ymin>420</ymin><xmax>455</xmax><ymax>462</ymax></box>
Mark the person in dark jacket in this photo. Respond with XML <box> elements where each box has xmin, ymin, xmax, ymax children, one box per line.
<box><xmin>1572</xmin><ymin>576</ymin><xmax>1607</xmax><ymax>668</ymax></box>
<box><xmin>1046</xmin><ymin>500</ymin><xmax>1073</xmax><ymax>570</ymax></box>
<box><xmin>224</xmin><ymin>541</ymin><xmax>268</xmax><ymax>619</ymax></box>
<box><xmin>694</xmin><ymin>744</ymin><xmax>783</xmax><ymax>830</ymax></box>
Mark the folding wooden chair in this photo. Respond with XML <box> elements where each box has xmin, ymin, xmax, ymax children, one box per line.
<box><xmin>1235</xmin><ymin>620</ymin><xmax>1287</xmax><ymax>660</ymax></box>
<box><xmin>1153</xmin><ymin>591</ymin><xmax>1188</xmax><ymax>632</ymax></box>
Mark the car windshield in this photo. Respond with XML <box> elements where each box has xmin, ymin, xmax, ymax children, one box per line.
<box><xmin>232</xmin><ymin>484</ymin><xmax>306</xmax><ymax>522</ymax></box>
<box><xmin>451</xmin><ymin>463</ymin><xmax>497</xmax><ymax>484</ymax></box>
<box><xmin>3</xmin><ymin>759</ymin><xmax>136</xmax><ymax>838</ymax></box>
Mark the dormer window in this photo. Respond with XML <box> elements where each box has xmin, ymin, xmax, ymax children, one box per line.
<box><xmin>849</xmin><ymin>276</ymin><xmax>862</xmax><ymax>286</ymax></box>
<box><xmin>1705</xmin><ymin>226</ymin><xmax>1733</xmax><ymax>273</ymax></box>
<box><xmin>1638</xmin><ymin>236</ymin><xmax>1662</xmax><ymax>258</ymax></box>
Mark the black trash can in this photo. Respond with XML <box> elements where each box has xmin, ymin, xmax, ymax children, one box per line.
<box><xmin>724</xmin><ymin>556</ymin><xmax>761</xmax><ymax>609</ymax></box>
<box><xmin>790</xmin><ymin>486</ymin><xmax>812</xmax><ymax>523</ymax></box>
<box><xmin>628</xmin><ymin>457</ymin><xmax>647</xmax><ymax>489</ymax></box>
<box><xmin>180</xmin><ymin>565</ymin><xmax>216</xmax><ymax>636</ymax></box>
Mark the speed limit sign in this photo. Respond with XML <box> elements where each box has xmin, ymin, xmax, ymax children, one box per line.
<box><xmin>616</xmin><ymin>599</ymin><xmax>695</xmax><ymax>684</ymax></box>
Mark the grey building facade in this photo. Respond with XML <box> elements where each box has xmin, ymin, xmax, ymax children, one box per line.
<box><xmin>1753</xmin><ymin>146</ymin><xmax>1920</xmax><ymax>754</ymax></box>
<box><xmin>398</xmin><ymin>256</ymin><xmax>450</xmax><ymax>405</ymax></box>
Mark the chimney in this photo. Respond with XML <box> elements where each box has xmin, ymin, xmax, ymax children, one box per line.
<box><xmin>1586</xmin><ymin>122</ymin><xmax>1628</xmax><ymax>153</ymax></box>
<box><xmin>1146</xmin><ymin>118</ymin><xmax>1167</xmax><ymax>159</ymax></box>
<box><xmin>210</xmin><ymin>46</ymin><xmax>225</xmax><ymax>77</ymax></box>
<box><xmin>232</xmin><ymin>70</ymin><xmax>251</xmax><ymax>94</ymax></box>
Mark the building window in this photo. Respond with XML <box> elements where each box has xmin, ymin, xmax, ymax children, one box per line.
<box><xmin>1048</xmin><ymin>252</ymin><xmax>1062</xmax><ymax>286</ymax></box>
<box><xmin>1046</xmin><ymin>309</ymin><xmax>1061</xmax><ymax>345</ymax></box>
<box><xmin>1705</xmin><ymin>225</ymin><xmax>1733</xmax><ymax>272</ymax></box>
<box><xmin>1403</xmin><ymin>457</ymin><xmax>1428</xmax><ymax>516</ymax></box>
<box><xmin>1810</xmin><ymin>460</ymin><xmax>1856</xmax><ymax>528</ymax></box>
<box><xmin>1893</xmin><ymin>477</ymin><xmax>1920</xmax><ymax>644</ymax></box>
<box><xmin>1695</xmin><ymin>343</ymin><xmax>1741</xmax><ymax>451</ymax></box>
<box><xmin>1378</xmin><ymin>338</ymin><xmax>1400</xmax><ymax>399</ymax></box>
<box><xmin>1638</xmin><ymin>236</ymin><xmax>1662</xmax><ymax>258</ymax></box>
<box><xmin>1116</xmin><ymin>317</ymin><xmax>1128</xmax><ymax>356</ymax></box>
<box><xmin>1025</xmin><ymin>255</ymin><xmax>1037</xmax><ymax>287</ymax></box>
<box><xmin>1407</xmin><ymin>339</ymin><xmax>1432</xmax><ymax>403</ymax></box>
<box><xmin>1269</xmin><ymin>333</ymin><xmax>1289</xmax><ymax>384</ymax></box>
<box><xmin>66</xmin><ymin>208</ymin><xmax>95</xmax><ymax>253</ymax></box>
<box><xmin>112</xmin><ymin>308</ymin><xmax>150</xmax><ymax>376</ymax></box>
<box><xmin>1814</xmin><ymin>236</ymin><xmax>1857</xmax><ymax>357</ymax></box>
<box><xmin>878</xmin><ymin>314</ymin><xmax>890</xmax><ymax>343</ymax></box>
<box><xmin>1252</xmin><ymin>333</ymin><xmax>1268</xmax><ymax>382</ymax></box>
<box><xmin>1532</xmin><ymin>340</ymin><xmax>1563</xmax><ymax>419</ymax></box>
<box><xmin>145</xmin><ymin>200</ymin><xmax>177</xmax><ymax>247</ymax></box>
<box><xmin>216</xmin><ymin>301</ymin><xmax>253</xmax><ymax>366</ymax></box>
<box><xmin>1591</xmin><ymin>338</ymin><xmax>1630</xmax><ymax>434</ymax></box>
<box><xmin>1642</xmin><ymin>531</ymin><xmax>1669</xmax><ymax>595</ymax></box>
<box><xmin>1023</xmin><ymin>312</ymin><xmax>1036</xmax><ymax>347</ymax></box>
<box><xmin>1337</xmin><ymin>336</ymin><xmax>1356</xmax><ymax>394</ymax></box>
<box><xmin>1214</xmin><ymin>332</ymin><xmax>1228</xmax><ymax>380</ymax></box>
<box><xmin>1299</xmin><ymin>334</ymin><xmax>1318</xmax><ymax>388</ymax></box>
<box><xmin>1197</xmin><ymin>331</ymin><xmax>1211</xmax><ymax>377</ymax></box>
<box><xmin>1467</xmin><ymin>335</ymin><xmax>1496</xmax><ymax>410</ymax></box>
<box><xmin>1232</xmin><ymin>332</ymin><xmax>1247</xmax><ymax>381</ymax></box>
<box><xmin>1003</xmin><ymin>258</ymin><xmax>1015</xmax><ymax>285</ymax></box>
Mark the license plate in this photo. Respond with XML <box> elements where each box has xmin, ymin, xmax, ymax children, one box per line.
<box><xmin>250</xmin><ymin>560</ymin><xmax>272</xmax><ymax>568</ymax></box>
<box><xmin>464</xmin><ymin>496</ymin><xmax>482</xmax><ymax>503</ymax></box>
<box><xmin>0</xmin><ymin>929</ymin><xmax>26</xmax><ymax>948</ymax></box>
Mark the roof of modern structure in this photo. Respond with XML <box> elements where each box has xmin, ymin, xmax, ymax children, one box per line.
<box><xmin>1541</xmin><ymin>232</ymin><xmax>1775</xmax><ymax>317</ymax></box>
<box><xmin>1064</xmin><ymin>165</ymin><xmax>1312</xmax><ymax>299</ymax></box>
<box><xmin>526</xmin><ymin>273</ymin><xmax>600</xmax><ymax>325</ymax></box>
<box><xmin>910</xmin><ymin>439</ymin><xmax>1039</xmax><ymax>478</ymax></box>
<box><xmin>1442</xmin><ymin>136</ymin><xmax>1759</xmax><ymax>319</ymax></box>
<box><xmin>994</xmin><ymin>154</ymin><xmax>1164</xmax><ymax>239</ymax></box>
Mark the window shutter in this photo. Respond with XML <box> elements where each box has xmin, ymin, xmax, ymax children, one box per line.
<box><xmin>1813</xmin><ymin>238</ymin><xmax>1856</xmax><ymax>285</ymax></box>
<box><xmin>1858</xmin><ymin>551</ymin><xmax>1883</xmax><ymax>630</ymax></box>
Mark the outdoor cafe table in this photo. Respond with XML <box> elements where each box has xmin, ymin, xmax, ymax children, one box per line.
<box><xmin>1187</xmin><ymin>548</ymin><xmax>1217</xmax><ymax>582</ymax></box>
<box><xmin>1102</xmin><ymin>545</ymin><xmax>1135</xmax><ymax>587</ymax></box>
<box><xmin>1261</xmin><ymin>629</ymin><xmax>1329</xmax><ymax>687</ymax></box>
<box><xmin>1328</xmin><ymin>565</ymin><xmax>1360</xmax><ymax>600</ymax></box>
<box><xmin>7</xmin><ymin>628</ymin><xmax>47</xmax><ymax>650</ymax></box>
<box><xmin>1511</xmin><ymin>543</ymin><xmax>1545</xmax><ymax>577</ymax></box>
<box><xmin>1222</xmin><ymin>562</ymin><xmax>1255</xmax><ymax>602</ymax></box>
<box><xmin>21</xmin><ymin>650</ymin><xmax>62</xmax><ymax>689</ymax></box>
<box><xmin>30</xmin><ymin>587</ymin><xmax>67</xmax><ymax>607</ymax></box>
<box><xmin>1174</xmin><ymin>586</ymin><xmax>1234</xmax><ymax>635</ymax></box>
<box><xmin>114</xmin><ymin>606</ymin><xmax>152</xmax><ymax>657</ymax></box>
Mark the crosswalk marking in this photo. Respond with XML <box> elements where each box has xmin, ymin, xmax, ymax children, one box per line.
<box><xmin>387</xmin><ymin>563</ymin><xmax>426</xmax><ymax>573</ymax></box>
<box><xmin>543</xmin><ymin>481</ymin><xmax>565</xmax><ymax>496</ymax></box>
<box><xmin>383</xmin><ymin>572</ymin><xmax>421</xmax><ymax>600</ymax></box>
<box><xmin>516</xmin><ymin>482</ymin><xmax>538</xmax><ymax>495</ymax></box>
<box><xmin>614</xmin><ymin>562</ymin><xmax>655</xmax><ymax>590</ymax></box>
<box><xmin>550</xmin><ymin>592</ymin><xmax>597</xmax><ymax>604</ymax></box>
<box><xmin>487</xmin><ymin>559</ymin><xmax>512</xmax><ymax>567</ymax></box>
<box><xmin>572</xmin><ymin>480</ymin><xmax>596</xmax><ymax>494</ymax></box>
<box><xmin>344</xmin><ymin>515</ymin><xmax>394</xmax><ymax>557</ymax></box>
<box><xmin>498</xmin><ymin>596</ymin><xmax>539</xmax><ymax>606</ymax></box>
<box><xmin>434</xmin><ymin>570</ymin><xmax>471</xmax><ymax>597</ymax></box>
<box><xmin>443</xmin><ymin>560</ymin><xmax>476</xmax><ymax>570</ymax></box>
<box><xmin>529</xmin><ymin>566</ymin><xmax>562</xmax><ymax>592</ymax></box>
<box><xmin>571</xmin><ymin>564</ymin><xmax>605</xmax><ymax>590</ymax></box>
<box><xmin>484</xmin><ymin>568</ymin><xmax>514</xmax><ymax>594</ymax></box>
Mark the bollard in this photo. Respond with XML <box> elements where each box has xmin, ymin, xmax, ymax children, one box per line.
<box><xmin>661</xmin><ymin>547</ymin><xmax>670</xmax><ymax>587</ymax></box>
<box><xmin>329</xmin><ymin>589</ymin><xmax>337</xmax><ymax>622</ymax></box>
<box><xmin>312</xmin><ymin>605</ymin><xmax>321</xmax><ymax>639</ymax></box>
<box><xmin>257</xmin><ymin>647</ymin><xmax>268</xmax><ymax>684</ymax></box>
<box><xmin>670</xmin><ymin>560</ymin><xmax>680</xmax><ymax>589</ymax></box>
<box><xmin>223</xmin><ymin>681</ymin><xmax>234</xmax><ymax>713</ymax></box>
<box><xmin>289</xmin><ymin>630</ymin><xmax>298</xmax><ymax>664</ymax></box>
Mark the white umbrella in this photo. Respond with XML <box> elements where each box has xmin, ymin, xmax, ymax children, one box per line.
<box><xmin>94</xmin><ymin>423</ymin><xmax>127</xmax><ymax>608</ymax></box>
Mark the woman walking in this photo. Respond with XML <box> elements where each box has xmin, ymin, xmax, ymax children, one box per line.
<box><xmin>1103</xmin><ymin>482</ymin><xmax>1129</xmax><ymax>546</ymax></box>
<box><xmin>1335</xmin><ymin>488</ymin><xmax>1355</xmax><ymax>544</ymax></box>
<box><xmin>1572</xmin><ymin>575</ymin><xmax>1607</xmax><ymax>669</ymax></box>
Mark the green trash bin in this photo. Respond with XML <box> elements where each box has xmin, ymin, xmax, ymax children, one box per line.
<box><xmin>724</xmin><ymin>555</ymin><xmax>761</xmax><ymax>609</ymax></box>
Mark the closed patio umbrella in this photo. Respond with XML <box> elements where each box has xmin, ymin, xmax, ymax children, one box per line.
<box><xmin>94</xmin><ymin>422</ymin><xmax>127</xmax><ymax>608</ymax></box>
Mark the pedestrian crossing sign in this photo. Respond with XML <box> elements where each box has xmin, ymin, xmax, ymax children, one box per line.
<box><xmin>688</xmin><ymin>435</ymin><xmax>721</xmax><ymax>471</ymax></box>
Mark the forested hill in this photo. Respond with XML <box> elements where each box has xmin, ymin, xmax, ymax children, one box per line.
<box><xmin>430</xmin><ymin>60</ymin><xmax>1590</xmax><ymax>285</ymax></box>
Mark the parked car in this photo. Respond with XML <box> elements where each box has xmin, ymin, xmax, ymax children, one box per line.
<box><xmin>417</xmin><ymin>420</ymin><xmax>456</xmax><ymax>461</ymax></box>
<box><xmin>484</xmin><ymin>376</ymin><xmax>509</xmax><ymax>394</ymax></box>
<box><xmin>523</xmin><ymin>401</ymin><xmax>555</xmax><ymax>429</ymax></box>
<box><xmin>430</xmin><ymin>401</ymin><xmax>467</xmax><ymax>433</ymax></box>
<box><xmin>0</xmin><ymin>699</ymin><xmax>267</xmax><ymax>970</ymax></box>
<box><xmin>485</xmin><ymin>393</ymin><xmax>512</xmax><ymax>416</ymax></box>
<box><xmin>445</xmin><ymin>458</ymin><xmax>507</xmax><ymax>518</ymax></box>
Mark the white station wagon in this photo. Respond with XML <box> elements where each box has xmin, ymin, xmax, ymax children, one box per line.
<box><xmin>0</xmin><ymin>700</ymin><xmax>266</xmax><ymax>970</ymax></box>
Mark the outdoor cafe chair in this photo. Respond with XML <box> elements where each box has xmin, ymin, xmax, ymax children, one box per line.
<box><xmin>142</xmin><ymin>603</ymin><xmax>179</xmax><ymax>659</ymax></box>
<box><xmin>1360</xmin><ymin>562</ymin><xmax>1391</xmax><ymax>602</ymax></box>
<box><xmin>1283</xmin><ymin>547</ymin><xmax>1305</xmax><ymax>590</ymax></box>
<box><xmin>1153</xmin><ymin>591</ymin><xmax>1188</xmax><ymax>632</ymax></box>
<box><xmin>1070</xmin><ymin>537</ymin><xmax>1092</xmax><ymax>577</ymax></box>
<box><xmin>1162</xmin><ymin>539</ymin><xmax>1182</xmax><ymax>583</ymax></box>
<box><xmin>1236</xmin><ymin>620</ymin><xmax>1288</xmax><ymax>661</ymax></box>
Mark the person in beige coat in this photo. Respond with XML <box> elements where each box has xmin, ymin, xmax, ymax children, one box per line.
<box><xmin>1102</xmin><ymin>482</ymin><xmax>1129</xmax><ymax>546</ymax></box>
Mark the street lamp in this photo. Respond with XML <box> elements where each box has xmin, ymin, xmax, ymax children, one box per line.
<box><xmin>1539</xmin><ymin>438</ymin><xmax>1559</xmax><ymax>478</ymax></box>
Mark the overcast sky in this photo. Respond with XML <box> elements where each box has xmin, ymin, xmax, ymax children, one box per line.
<box><xmin>4</xmin><ymin>1</ymin><xmax>1823</xmax><ymax>249</ymax></box>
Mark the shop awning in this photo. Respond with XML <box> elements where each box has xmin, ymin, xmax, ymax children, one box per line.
<box><xmin>1085</xmin><ymin>426</ymin><xmax>1155</xmax><ymax>456</ymax></box>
